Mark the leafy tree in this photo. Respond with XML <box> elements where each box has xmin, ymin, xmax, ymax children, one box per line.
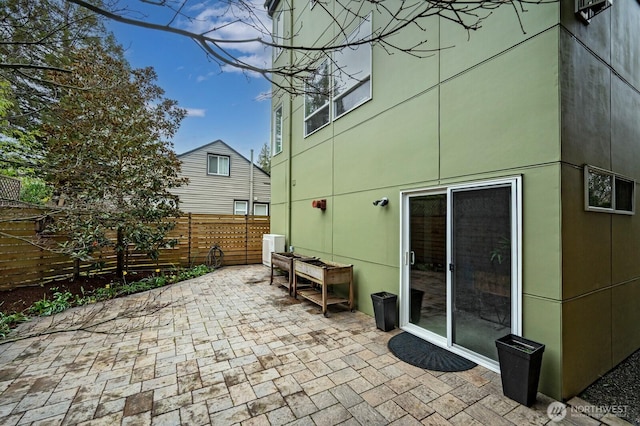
<box><xmin>0</xmin><ymin>0</ymin><xmax>105</xmax><ymax>124</ymax></box>
<box><xmin>257</xmin><ymin>142</ymin><xmax>271</xmax><ymax>174</ymax></box>
<box><xmin>0</xmin><ymin>80</ymin><xmax>43</xmax><ymax>177</ymax></box>
<box><xmin>41</xmin><ymin>43</ymin><xmax>187</xmax><ymax>277</ymax></box>
<box><xmin>0</xmin><ymin>0</ymin><xmax>107</xmax><ymax>175</ymax></box>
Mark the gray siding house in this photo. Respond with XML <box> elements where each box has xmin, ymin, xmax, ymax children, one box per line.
<box><xmin>172</xmin><ymin>140</ymin><xmax>271</xmax><ymax>215</ymax></box>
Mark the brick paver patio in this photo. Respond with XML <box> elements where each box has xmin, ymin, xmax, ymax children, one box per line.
<box><xmin>0</xmin><ymin>265</ymin><xmax>631</xmax><ymax>425</ymax></box>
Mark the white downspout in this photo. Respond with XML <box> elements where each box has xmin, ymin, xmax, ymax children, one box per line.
<box><xmin>249</xmin><ymin>149</ymin><xmax>254</xmax><ymax>215</ymax></box>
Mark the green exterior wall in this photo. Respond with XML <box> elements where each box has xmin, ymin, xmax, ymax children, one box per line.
<box><xmin>269</xmin><ymin>0</ymin><xmax>640</xmax><ymax>400</ymax></box>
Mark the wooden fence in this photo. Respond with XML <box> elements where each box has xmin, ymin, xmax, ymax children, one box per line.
<box><xmin>0</xmin><ymin>210</ymin><xmax>270</xmax><ymax>291</ymax></box>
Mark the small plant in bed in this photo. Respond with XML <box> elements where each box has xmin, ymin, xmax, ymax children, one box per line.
<box><xmin>28</xmin><ymin>288</ymin><xmax>75</xmax><ymax>316</ymax></box>
<box><xmin>0</xmin><ymin>310</ymin><xmax>28</xmax><ymax>338</ymax></box>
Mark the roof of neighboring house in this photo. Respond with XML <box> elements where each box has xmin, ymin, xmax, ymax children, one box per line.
<box><xmin>264</xmin><ymin>0</ymin><xmax>280</xmax><ymax>17</ymax></box>
<box><xmin>178</xmin><ymin>139</ymin><xmax>270</xmax><ymax>177</ymax></box>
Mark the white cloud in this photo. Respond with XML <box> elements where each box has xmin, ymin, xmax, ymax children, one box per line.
<box><xmin>196</xmin><ymin>72</ymin><xmax>216</xmax><ymax>82</ymax></box>
<box><xmin>179</xmin><ymin>0</ymin><xmax>272</xmax><ymax>77</ymax></box>
<box><xmin>185</xmin><ymin>108</ymin><xmax>206</xmax><ymax>117</ymax></box>
<box><xmin>255</xmin><ymin>90</ymin><xmax>272</xmax><ymax>102</ymax></box>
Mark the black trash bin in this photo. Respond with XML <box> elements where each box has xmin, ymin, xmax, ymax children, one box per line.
<box><xmin>371</xmin><ymin>292</ymin><xmax>397</xmax><ymax>331</ymax></box>
<box><xmin>495</xmin><ymin>334</ymin><xmax>545</xmax><ymax>406</ymax></box>
<box><xmin>410</xmin><ymin>288</ymin><xmax>424</xmax><ymax>323</ymax></box>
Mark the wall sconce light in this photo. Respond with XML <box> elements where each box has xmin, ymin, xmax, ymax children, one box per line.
<box><xmin>373</xmin><ymin>197</ymin><xmax>389</xmax><ymax>207</ymax></box>
<box><xmin>312</xmin><ymin>199</ymin><xmax>327</xmax><ymax>210</ymax></box>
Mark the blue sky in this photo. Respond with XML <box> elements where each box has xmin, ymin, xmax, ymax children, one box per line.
<box><xmin>107</xmin><ymin>2</ymin><xmax>273</xmax><ymax>161</ymax></box>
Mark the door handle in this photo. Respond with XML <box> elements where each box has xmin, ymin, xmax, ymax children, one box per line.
<box><xmin>410</xmin><ymin>251</ymin><xmax>415</xmax><ymax>265</ymax></box>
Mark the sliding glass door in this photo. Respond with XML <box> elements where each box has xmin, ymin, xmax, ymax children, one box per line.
<box><xmin>401</xmin><ymin>178</ymin><xmax>521</xmax><ymax>367</ymax></box>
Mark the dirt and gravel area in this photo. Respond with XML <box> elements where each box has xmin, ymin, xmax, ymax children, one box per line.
<box><xmin>579</xmin><ymin>349</ymin><xmax>640</xmax><ymax>425</ymax></box>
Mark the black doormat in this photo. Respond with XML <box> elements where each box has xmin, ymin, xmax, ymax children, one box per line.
<box><xmin>388</xmin><ymin>332</ymin><xmax>477</xmax><ymax>372</ymax></box>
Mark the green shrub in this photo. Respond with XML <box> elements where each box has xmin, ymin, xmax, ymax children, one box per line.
<box><xmin>28</xmin><ymin>288</ymin><xmax>75</xmax><ymax>316</ymax></box>
<box><xmin>0</xmin><ymin>311</ymin><xmax>28</xmax><ymax>338</ymax></box>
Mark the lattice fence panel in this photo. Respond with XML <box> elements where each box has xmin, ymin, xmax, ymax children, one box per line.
<box><xmin>0</xmin><ymin>176</ymin><xmax>20</xmax><ymax>200</ymax></box>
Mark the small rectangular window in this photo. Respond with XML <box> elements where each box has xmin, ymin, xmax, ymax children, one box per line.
<box><xmin>304</xmin><ymin>60</ymin><xmax>330</xmax><ymax>136</ymax></box>
<box><xmin>273</xmin><ymin>11</ymin><xmax>284</xmax><ymax>59</ymax></box>
<box><xmin>585</xmin><ymin>165</ymin><xmax>635</xmax><ymax>214</ymax></box>
<box><xmin>273</xmin><ymin>105</ymin><xmax>283</xmax><ymax>155</ymax></box>
<box><xmin>208</xmin><ymin>154</ymin><xmax>230</xmax><ymax>176</ymax></box>
<box><xmin>234</xmin><ymin>200</ymin><xmax>248</xmax><ymax>215</ymax></box>
<box><xmin>253</xmin><ymin>203</ymin><xmax>269</xmax><ymax>216</ymax></box>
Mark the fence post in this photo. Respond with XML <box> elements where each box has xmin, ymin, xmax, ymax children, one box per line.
<box><xmin>245</xmin><ymin>215</ymin><xmax>249</xmax><ymax>265</ymax></box>
<box><xmin>188</xmin><ymin>213</ymin><xmax>192</xmax><ymax>267</ymax></box>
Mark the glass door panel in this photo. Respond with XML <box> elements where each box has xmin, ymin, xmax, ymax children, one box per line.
<box><xmin>409</xmin><ymin>194</ymin><xmax>447</xmax><ymax>337</ymax></box>
<box><xmin>451</xmin><ymin>186</ymin><xmax>512</xmax><ymax>361</ymax></box>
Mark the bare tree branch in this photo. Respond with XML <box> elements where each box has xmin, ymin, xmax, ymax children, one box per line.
<box><xmin>1</xmin><ymin>287</ymin><xmax>182</xmax><ymax>345</ymax></box>
<box><xmin>0</xmin><ymin>63</ymin><xmax>70</xmax><ymax>73</ymax></box>
<box><xmin>59</xmin><ymin>0</ymin><xmax>557</xmax><ymax>94</ymax></box>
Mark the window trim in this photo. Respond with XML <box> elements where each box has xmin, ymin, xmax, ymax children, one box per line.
<box><xmin>584</xmin><ymin>165</ymin><xmax>635</xmax><ymax>215</ymax></box>
<box><xmin>234</xmin><ymin>200</ymin><xmax>249</xmax><ymax>215</ymax></box>
<box><xmin>207</xmin><ymin>154</ymin><xmax>230</xmax><ymax>177</ymax></box>
<box><xmin>273</xmin><ymin>104</ymin><xmax>283</xmax><ymax>156</ymax></box>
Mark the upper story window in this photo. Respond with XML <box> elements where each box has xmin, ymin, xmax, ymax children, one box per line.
<box><xmin>585</xmin><ymin>165</ymin><xmax>635</xmax><ymax>215</ymax></box>
<box><xmin>333</xmin><ymin>15</ymin><xmax>372</xmax><ymax>118</ymax></box>
<box><xmin>304</xmin><ymin>59</ymin><xmax>331</xmax><ymax>136</ymax></box>
<box><xmin>303</xmin><ymin>14</ymin><xmax>372</xmax><ymax>137</ymax></box>
<box><xmin>273</xmin><ymin>104</ymin><xmax>283</xmax><ymax>155</ymax></box>
<box><xmin>273</xmin><ymin>10</ymin><xmax>284</xmax><ymax>59</ymax></box>
<box><xmin>208</xmin><ymin>154</ymin><xmax>230</xmax><ymax>176</ymax></box>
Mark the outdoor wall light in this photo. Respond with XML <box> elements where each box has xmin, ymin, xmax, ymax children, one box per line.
<box><xmin>312</xmin><ymin>199</ymin><xmax>327</xmax><ymax>210</ymax></box>
<box><xmin>373</xmin><ymin>197</ymin><xmax>389</xmax><ymax>207</ymax></box>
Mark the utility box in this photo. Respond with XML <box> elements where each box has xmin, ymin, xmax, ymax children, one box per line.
<box><xmin>262</xmin><ymin>234</ymin><xmax>285</xmax><ymax>266</ymax></box>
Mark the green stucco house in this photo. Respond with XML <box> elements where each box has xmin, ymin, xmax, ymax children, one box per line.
<box><xmin>266</xmin><ymin>0</ymin><xmax>639</xmax><ymax>401</ymax></box>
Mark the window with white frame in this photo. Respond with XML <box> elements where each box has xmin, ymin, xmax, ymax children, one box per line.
<box><xmin>304</xmin><ymin>59</ymin><xmax>330</xmax><ymax>136</ymax></box>
<box><xmin>333</xmin><ymin>15</ymin><xmax>372</xmax><ymax>118</ymax></box>
<box><xmin>207</xmin><ymin>154</ymin><xmax>230</xmax><ymax>176</ymax></box>
<box><xmin>303</xmin><ymin>15</ymin><xmax>372</xmax><ymax>137</ymax></box>
<box><xmin>585</xmin><ymin>165</ymin><xmax>635</xmax><ymax>214</ymax></box>
<box><xmin>273</xmin><ymin>105</ymin><xmax>283</xmax><ymax>155</ymax></box>
<box><xmin>234</xmin><ymin>200</ymin><xmax>249</xmax><ymax>215</ymax></box>
<box><xmin>253</xmin><ymin>203</ymin><xmax>269</xmax><ymax>216</ymax></box>
<box><xmin>273</xmin><ymin>10</ymin><xmax>284</xmax><ymax>59</ymax></box>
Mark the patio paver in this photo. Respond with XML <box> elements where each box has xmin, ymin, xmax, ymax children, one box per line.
<box><xmin>0</xmin><ymin>265</ymin><xmax>631</xmax><ymax>425</ymax></box>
